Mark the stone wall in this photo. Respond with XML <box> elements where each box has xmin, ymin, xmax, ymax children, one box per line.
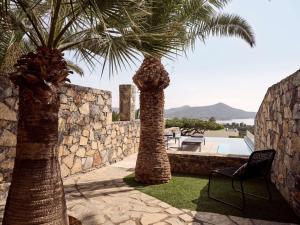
<box><xmin>0</xmin><ymin>77</ymin><xmax>18</xmax><ymax>199</ymax></box>
<box><xmin>255</xmin><ymin>69</ymin><xmax>300</xmax><ymax>217</ymax></box>
<box><xmin>168</xmin><ymin>151</ymin><xmax>248</xmax><ymax>176</ymax></box>
<box><xmin>0</xmin><ymin>76</ymin><xmax>140</xmax><ymax>200</ymax></box>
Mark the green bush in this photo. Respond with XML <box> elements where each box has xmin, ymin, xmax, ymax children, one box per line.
<box><xmin>135</xmin><ymin>109</ymin><xmax>140</xmax><ymax>119</ymax></box>
<box><xmin>165</xmin><ymin>118</ymin><xmax>224</xmax><ymax>136</ymax></box>
<box><xmin>112</xmin><ymin>111</ymin><xmax>120</xmax><ymax>121</ymax></box>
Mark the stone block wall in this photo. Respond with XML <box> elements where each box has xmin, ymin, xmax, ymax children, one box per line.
<box><xmin>168</xmin><ymin>151</ymin><xmax>248</xmax><ymax>176</ymax></box>
<box><xmin>0</xmin><ymin>76</ymin><xmax>140</xmax><ymax>200</ymax></box>
<box><xmin>255</xmin><ymin>69</ymin><xmax>300</xmax><ymax>217</ymax></box>
<box><xmin>0</xmin><ymin>76</ymin><xmax>18</xmax><ymax>199</ymax></box>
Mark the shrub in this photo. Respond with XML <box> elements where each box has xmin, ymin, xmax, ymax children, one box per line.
<box><xmin>165</xmin><ymin>118</ymin><xmax>224</xmax><ymax>136</ymax></box>
<box><xmin>112</xmin><ymin>111</ymin><xmax>120</xmax><ymax>121</ymax></box>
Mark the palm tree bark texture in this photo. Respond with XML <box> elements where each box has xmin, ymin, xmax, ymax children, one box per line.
<box><xmin>133</xmin><ymin>56</ymin><xmax>171</xmax><ymax>184</ymax></box>
<box><xmin>3</xmin><ymin>47</ymin><xmax>70</xmax><ymax>225</ymax></box>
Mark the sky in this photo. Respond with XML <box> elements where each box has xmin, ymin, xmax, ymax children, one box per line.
<box><xmin>69</xmin><ymin>0</ymin><xmax>300</xmax><ymax>112</ymax></box>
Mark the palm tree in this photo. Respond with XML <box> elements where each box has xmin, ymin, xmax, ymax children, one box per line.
<box><xmin>133</xmin><ymin>0</ymin><xmax>255</xmax><ymax>184</ymax></box>
<box><xmin>0</xmin><ymin>1</ymin><xmax>154</xmax><ymax>224</ymax></box>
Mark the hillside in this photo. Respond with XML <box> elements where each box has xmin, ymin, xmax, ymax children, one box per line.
<box><xmin>165</xmin><ymin>103</ymin><xmax>256</xmax><ymax>120</ymax></box>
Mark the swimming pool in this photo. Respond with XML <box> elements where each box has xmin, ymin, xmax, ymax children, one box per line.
<box><xmin>206</xmin><ymin>137</ymin><xmax>252</xmax><ymax>156</ymax></box>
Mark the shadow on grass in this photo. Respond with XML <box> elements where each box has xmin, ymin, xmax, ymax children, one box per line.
<box><xmin>124</xmin><ymin>173</ymin><xmax>299</xmax><ymax>224</ymax></box>
<box><xmin>196</xmin><ymin>177</ymin><xmax>299</xmax><ymax>223</ymax></box>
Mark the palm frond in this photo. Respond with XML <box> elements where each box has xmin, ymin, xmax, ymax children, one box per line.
<box><xmin>0</xmin><ymin>10</ymin><xmax>25</xmax><ymax>71</ymax></box>
<box><xmin>177</xmin><ymin>1</ymin><xmax>255</xmax><ymax>52</ymax></box>
<box><xmin>206</xmin><ymin>0</ymin><xmax>232</xmax><ymax>9</ymax></box>
<box><xmin>204</xmin><ymin>14</ymin><xmax>255</xmax><ymax>47</ymax></box>
<box><xmin>13</xmin><ymin>0</ymin><xmax>47</xmax><ymax>46</ymax></box>
<box><xmin>0</xmin><ymin>0</ymin><xmax>255</xmax><ymax>79</ymax></box>
<box><xmin>0</xmin><ymin>0</ymin><xmax>155</xmax><ymax>76</ymax></box>
<box><xmin>0</xmin><ymin>27</ymin><xmax>13</xmax><ymax>66</ymax></box>
<box><xmin>66</xmin><ymin>60</ymin><xmax>84</xmax><ymax>76</ymax></box>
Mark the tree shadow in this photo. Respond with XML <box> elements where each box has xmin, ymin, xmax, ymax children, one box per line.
<box><xmin>69</xmin><ymin>215</ymin><xmax>82</xmax><ymax>225</ymax></box>
<box><xmin>69</xmin><ymin>213</ymin><xmax>104</xmax><ymax>225</ymax></box>
<box><xmin>193</xmin><ymin>177</ymin><xmax>299</xmax><ymax>224</ymax></box>
<box><xmin>65</xmin><ymin>178</ymin><xmax>135</xmax><ymax>224</ymax></box>
<box><xmin>64</xmin><ymin>178</ymin><xmax>132</xmax><ymax>200</ymax></box>
<box><xmin>0</xmin><ymin>202</ymin><xmax>98</xmax><ymax>225</ymax></box>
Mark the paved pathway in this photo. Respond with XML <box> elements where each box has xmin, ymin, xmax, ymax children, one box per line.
<box><xmin>0</xmin><ymin>154</ymin><xmax>297</xmax><ymax>225</ymax></box>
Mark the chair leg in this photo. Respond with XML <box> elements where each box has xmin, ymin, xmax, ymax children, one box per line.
<box><xmin>232</xmin><ymin>178</ymin><xmax>237</xmax><ymax>191</ymax></box>
<box><xmin>208</xmin><ymin>173</ymin><xmax>245</xmax><ymax>211</ymax></box>
<box><xmin>207</xmin><ymin>172</ymin><xmax>213</xmax><ymax>197</ymax></box>
<box><xmin>240</xmin><ymin>180</ymin><xmax>246</xmax><ymax>210</ymax></box>
<box><xmin>265</xmin><ymin>177</ymin><xmax>272</xmax><ymax>201</ymax></box>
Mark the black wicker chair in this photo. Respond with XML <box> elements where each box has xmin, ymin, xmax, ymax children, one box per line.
<box><xmin>207</xmin><ymin>149</ymin><xmax>276</xmax><ymax>210</ymax></box>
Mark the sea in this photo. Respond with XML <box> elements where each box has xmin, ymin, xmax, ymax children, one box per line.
<box><xmin>217</xmin><ymin>118</ymin><xmax>255</xmax><ymax>126</ymax></box>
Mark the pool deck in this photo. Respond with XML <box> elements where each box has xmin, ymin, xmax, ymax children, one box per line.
<box><xmin>167</xmin><ymin>137</ymin><xmax>219</xmax><ymax>153</ymax></box>
<box><xmin>167</xmin><ymin>136</ymin><xmax>253</xmax><ymax>156</ymax></box>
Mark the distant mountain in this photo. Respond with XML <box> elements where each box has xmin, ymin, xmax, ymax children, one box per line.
<box><xmin>165</xmin><ymin>103</ymin><xmax>256</xmax><ymax>120</ymax></box>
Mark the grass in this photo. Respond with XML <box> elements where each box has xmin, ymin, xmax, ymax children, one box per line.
<box><xmin>124</xmin><ymin>173</ymin><xmax>300</xmax><ymax>223</ymax></box>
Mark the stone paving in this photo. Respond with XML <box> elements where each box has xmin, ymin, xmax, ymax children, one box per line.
<box><xmin>0</xmin><ymin>154</ymin><xmax>298</xmax><ymax>225</ymax></box>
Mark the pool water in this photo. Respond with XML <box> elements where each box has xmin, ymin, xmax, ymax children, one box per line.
<box><xmin>205</xmin><ymin>137</ymin><xmax>252</xmax><ymax>156</ymax></box>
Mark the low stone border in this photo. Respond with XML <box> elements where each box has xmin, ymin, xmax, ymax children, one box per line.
<box><xmin>167</xmin><ymin>151</ymin><xmax>248</xmax><ymax>176</ymax></box>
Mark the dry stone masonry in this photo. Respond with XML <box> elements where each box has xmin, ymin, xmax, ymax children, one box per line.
<box><xmin>255</xmin><ymin>69</ymin><xmax>300</xmax><ymax>217</ymax></box>
<box><xmin>0</xmin><ymin>76</ymin><xmax>140</xmax><ymax>200</ymax></box>
<box><xmin>168</xmin><ymin>151</ymin><xmax>248</xmax><ymax>176</ymax></box>
<box><xmin>0</xmin><ymin>76</ymin><xmax>18</xmax><ymax>199</ymax></box>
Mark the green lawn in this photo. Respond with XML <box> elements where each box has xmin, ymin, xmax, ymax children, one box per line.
<box><xmin>124</xmin><ymin>173</ymin><xmax>299</xmax><ymax>223</ymax></box>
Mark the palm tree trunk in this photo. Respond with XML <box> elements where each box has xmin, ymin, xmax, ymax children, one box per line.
<box><xmin>3</xmin><ymin>85</ymin><xmax>69</xmax><ymax>225</ymax></box>
<box><xmin>133</xmin><ymin>56</ymin><xmax>171</xmax><ymax>184</ymax></box>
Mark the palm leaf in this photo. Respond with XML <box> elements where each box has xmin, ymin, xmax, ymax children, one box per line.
<box><xmin>203</xmin><ymin>14</ymin><xmax>255</xmax><ymax>47</ymax></box>
<box><xmin>0</xmin><ymin>0</ymin><xmax>255</xmax><ymax>78</ymax></box>
<box><xmin>66</xmin><ymin>59</ymin><xmax>84</xmax><ymax>76</ymax></box>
